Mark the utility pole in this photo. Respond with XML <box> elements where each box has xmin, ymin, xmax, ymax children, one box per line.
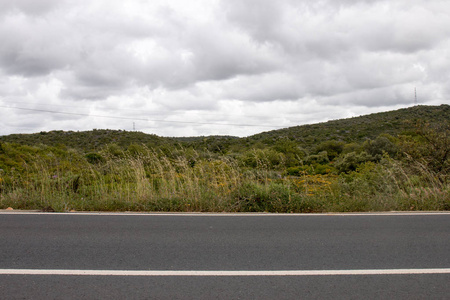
<box><xmin>133</xmin><ymin>122</ymin><xmax>136</xmax><ymax>131</ymax></box>
<box><xmin>414</xmin><ymin>87</ymin><xmax>417</xmax><ymax>105</ymax></box>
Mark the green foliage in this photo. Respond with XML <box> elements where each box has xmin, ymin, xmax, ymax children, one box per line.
<box><xmin>334</xmin><ymin>151</ymin><xmax>374</xmax><ymax>173</ymax></box>
<box><xmin>410</xmin><ymin>122</ymin><xmax>449</xmax><ymax>176</ymax></box>
<box><xmin>342</xmin><ymin>142</ymin><xmax>363</xmax><ymax>155</ymax></box>
<box><xmin>1</xmin><ymin>106</ymin><xmax>447</xmax><ymax>157</ymax></box>
<box><xmin>304</xmin><ymin>151</ymin><xmax>330</xmax><ymax>165</ymax></box>
<box><xmin>364</xmin><ymin>135</ymin><xmax>398</xmax><ymax>159</ymax></box>
<box><xmin>103</xmin><ymin>143</ymin><xmax>124</xmax><ymax>157</ymax></box>
<box><xmin>240</xmin><ymin>149</ymin><xmax>285</xmax><ymax>169</ymax></box>
<box><xmin>271</xmin><ymin>138</ymin><xmax>306</xmax><ymax>167</ymax></box>
<box><xmin>246</xmin><ymin>105</ymin><xmax>449</xmax><ymax>151</ymax></box>
<box><xmin>315</xmin><ymin>140</ymin><xmax>345</xmax><ymax>161</ymax></box>
<box><xmin>127</xmin><ymin>144</ymin><xmax>146</xmax><ymax>156</ymax></box>
<box><xmin>0</xmin><ymin>105</ymin><xmax>449</xmax><ymax>212</ymax></box>
<box><xmin>0</xmin><ymin>129</ymin><xmax>170</xmax><ymax>152</ymax></box>
<box><xmin>335</xmin><ymin>158</ymin><xmax>449</xmax><ymax>211</ymax></box>
<box><xmin>286</xmin><ymin>164</ymin><xmax>335</xmax><ymax>176</ymax></box>
<box><xmin>85</xmin><ymin>153</ymin><xmax>104</xmax><ymax>164</ymax></box>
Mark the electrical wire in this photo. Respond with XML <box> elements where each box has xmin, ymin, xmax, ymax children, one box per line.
<box><xmin>0</xmin><ymin>105</ymin><xmax>286</xmax><ymax>129</ymax></box>
<box><xmin>8</xmin><ymin>100</ymin><xmax>278</xmax><ymax>119</ymax></box>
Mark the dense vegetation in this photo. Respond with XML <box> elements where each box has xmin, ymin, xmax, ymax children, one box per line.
<box><xmin>0</xmin><ymin>105</ymin><xmax>449</xmax><ymax>212</ymax></box>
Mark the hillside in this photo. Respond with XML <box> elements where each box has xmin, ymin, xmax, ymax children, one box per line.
<box><xmin>0</xmin><ymin>105</ymin><xmax>448</xmax><ymax>153</ymax></box>
<box><xmin>0</xmin><ymin>105</ymin><xmax>448</xmax><ymax>213</ymax></box>
<box><xmin>0</xmin><ymin>129</ymin><xmax>172</xmax><ymax>152</ymax></box>
<box><xmin>245</xmin><ymin>104</ymin><xmax>449</xmax><ymax>148</ymax></box>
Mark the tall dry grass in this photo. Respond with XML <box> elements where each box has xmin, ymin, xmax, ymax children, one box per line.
<box><xmin>0</xmin><ymin>147</ymin><xmax>448</xmax><ymax>212</ymax></box>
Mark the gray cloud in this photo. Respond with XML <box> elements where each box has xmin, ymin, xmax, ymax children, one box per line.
<box><xmin>0</xmin><ymin>0</ymin><xmax>63</xmax><ymax>16</ymax></box>
<box><xmin>0</xmin><ymin>0</ymin><xmax>449</xmax><ymax>137</ymax></box>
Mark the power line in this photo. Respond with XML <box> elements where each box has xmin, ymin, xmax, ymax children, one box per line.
<box><xmin>0</xmin><ymin>105</ymin><xmax>285</xmax><ymax>129</ymax></box>
<box><xmin>7</xmin><ymin>100</ymin><xmax>276</xmax><ymax>119</ymax></box>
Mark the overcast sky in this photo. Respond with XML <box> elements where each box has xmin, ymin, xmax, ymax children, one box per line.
<box><xmin>1</xmin><ymin>0</ymin><xmax>449</xmax><ymax>137</ymax></box>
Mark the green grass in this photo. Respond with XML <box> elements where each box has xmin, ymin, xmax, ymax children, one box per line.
<box><xmin>0</xmin><ymin>105</ymin><xmax>448</xmax><ymax>213</ymax></box>
<box><xmin>1</xmin><ymin>146</ymin><xmax>448</xmax><ymax>212</ymax></box>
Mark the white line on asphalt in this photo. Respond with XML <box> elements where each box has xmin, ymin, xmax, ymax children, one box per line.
<box><xmin>1</xmin><ymin>211</ymin><xmax>450</xmax><ymax>216</ymax></box>
<box><xmin>1</xmin><ymin>269</ymin><xmax>450</xmax><ymax>276</ymax></box>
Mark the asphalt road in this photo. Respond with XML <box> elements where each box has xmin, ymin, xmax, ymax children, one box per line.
<box><xmin>1</xmin><ymin>212</ymin><xmax>449</xmax><ymax>299</ymax></box>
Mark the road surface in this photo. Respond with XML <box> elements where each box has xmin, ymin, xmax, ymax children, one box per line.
<box><xmin>1</xmin><ymin>211</ymin><xmax>449</xmax><ymax>299</ymax></box>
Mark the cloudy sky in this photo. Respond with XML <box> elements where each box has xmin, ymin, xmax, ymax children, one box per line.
<box><xmin>1</xmin><ymin>0</ymin><xmax>449</xmax><ymax>137</ymax></box>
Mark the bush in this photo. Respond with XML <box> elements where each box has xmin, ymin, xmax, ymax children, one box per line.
<box><xmin>232</xmin><ymin>181</ymin><xmax>326</xmax><ymax>213</ymax></box>
<box><xmin>240</xmin><ymin>149</ymin><xmax>285</xmax><ymax>169</ymax></box>
<box><xmin>304</xmin><ymin>151</ymin><xmax>329</xmax><ymax>165</ymax></box>
<box><xmin>315</xmin><ymin>140</ymin><xmax>345</xmax><ymax>161</ymax></box>
<box><xmin>334</xmin><ymin>151</ymin><xmax>374</xmax><ymax>173</ymax></box>
<box><xmin>364</xmin><ymin>135</ymin><xmax>398</xmax><ymax>159</ymax></box>
<box><xmin>85</xmin><ymin>153</ymin><xmax>104</xmax><ymax>164</ymax></box>
<box><xmin>286</xmin><ymin>164</ymin><xmax>335</xmax><ymax>176</ymax></box>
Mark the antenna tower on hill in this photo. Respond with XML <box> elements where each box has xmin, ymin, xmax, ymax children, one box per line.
<box><xmin>414</xmin><ymin>87</ymin><xmax>417</xmax><ymax>105</ymax></box>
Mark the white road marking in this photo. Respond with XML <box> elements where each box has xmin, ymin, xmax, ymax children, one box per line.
<box><xmin>1</xmin><ymin>211</ymin><xmax>450</xmax><ymax>216</ymax></box>
<box><xmin>1</xmin><ymin>269</ymin><xmax>450</xmax><ymax>276</ymax></box>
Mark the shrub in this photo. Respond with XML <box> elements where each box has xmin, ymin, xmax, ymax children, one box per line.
<box><xmin>304</xmin><ymin>151</ymin><xmax>329</xmax><ymax>165</ymax></box>
<box><xmin>334</xmin><ymin>151</ymin><xmax>374</xmax><ymax>173</ymax></box>
<box><xmin>240</xmin><ymin>149</ymin><xmax>285</xmax><ymax>169</ymax></box>
<box><xmin>85</xmin><ymin>153</ymin><xmax>104</xmax><ymax>164</ymax></box>
<box><xmin>364</xmin><ymin>135</ymin><xmax>398</xmax><ymax>159</ymax></box>
<box><xmin>315</xmin><ymin>140</ymin><xmax>345</xmax><ymax>161</ymax></box>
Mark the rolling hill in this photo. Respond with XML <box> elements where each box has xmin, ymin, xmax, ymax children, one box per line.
<box><xmin>1</xmin><ymin>104</ymin><xmax>448</xmax><ymax>153</ymax></box>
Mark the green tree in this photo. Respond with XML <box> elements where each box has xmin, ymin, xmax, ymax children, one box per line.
<box><xmin>272</xmin><ymin>138</ymin><xmax>306</xmax><ymax>167</ymax></box>
<box><xmin>334</xmin><ymin>151</ymin><xmax>374</xmax><ymax>173</ymax></box>
<box><xmin>304</xmin><ymin>151</ymin><xmax>330</xmax><ymax>165</ymax></box>
<box><xmin>400</xmin><ymin>122</ymin><xmax>450</xmax><ymax>176</ymax></box>
<box><xmin>364</xmin><ymin>135</ymin><xmax>397</xmax><ymax>159</ymax></box>
<box><xmin>315</xmin><ymin>140</ymin><xmax>345</xmax><ymax>161</ymax></box>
